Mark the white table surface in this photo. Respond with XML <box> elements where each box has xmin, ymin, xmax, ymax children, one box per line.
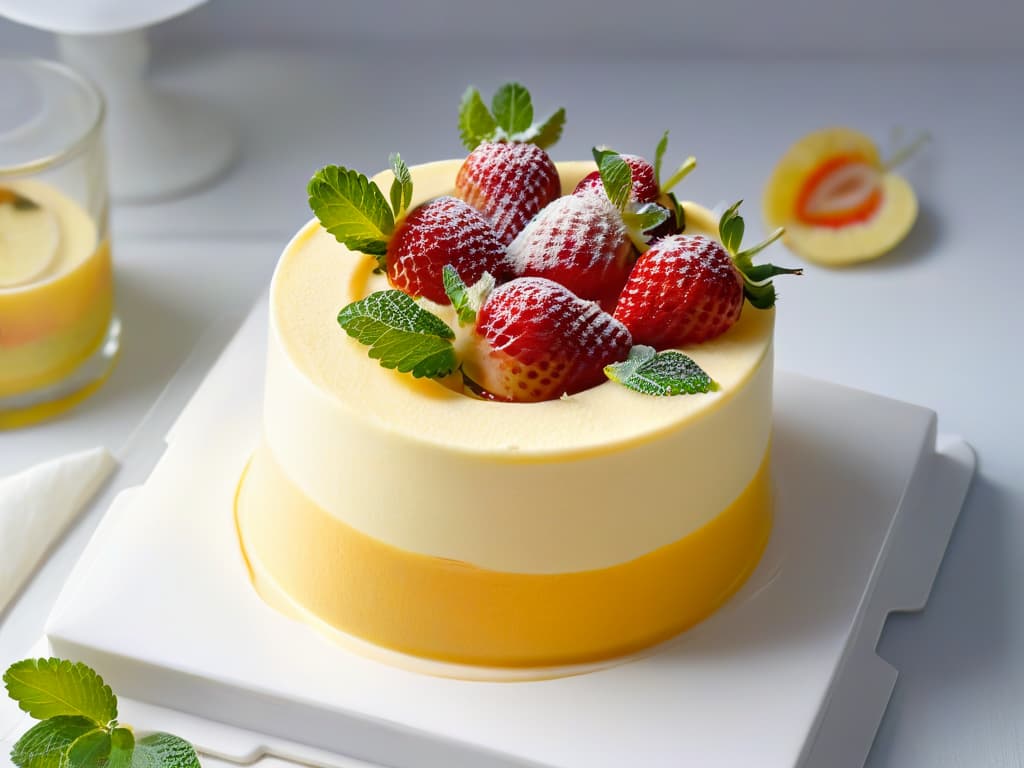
<box><xmin>1</xmin><ymin>46</ymin><xmax>1022</xmax><ymax>767</ymax></box>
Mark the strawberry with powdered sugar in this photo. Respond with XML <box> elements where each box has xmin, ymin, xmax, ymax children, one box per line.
<box><xmin>309</xmin><ymin>153</ymin><xmax>510</xmax><ymax>305</ymax></box>
<box><xmin>509</xmin><ymin>149</ymin><xmax>671</xmax><ymax>312</ymax></box>
<box><xmin>614</xmin><ymin>202</ymin><xmax>801</xmax><ymax>348</ymax></box>
<box><xmin>455</xmin><ymin>83</ymin><xmax>564</xmax><ymax>245</ymax></box>
<box><xmin>574</xmin><ymin>132</ymin><xmax>696</xmax><ymax>239</ymax></box>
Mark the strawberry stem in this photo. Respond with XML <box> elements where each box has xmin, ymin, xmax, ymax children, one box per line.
<box><xmin>660</xmin><ymin>156</ymin><xmax>697</xmax><ymax>195</ymax></box>
<box><xmin>882</xmin><ymin>131</ymin><xmax>930</xmax><ymax>171</ymax></box>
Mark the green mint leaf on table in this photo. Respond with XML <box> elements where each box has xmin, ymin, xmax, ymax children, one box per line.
<box><xmin>521</xmin><ymin>107</ymin><xmax>566</xmax><ymax>149</ymax></box>
<box><xmin>10</xmin><ymin>716</ymin><xmax>98</xmax><ymax>768</ymax></box>
<box><xmin>105</xmin><ymin>728</ymin><xmax>135</xmax><ymax>768</ymax></box>
<box><xmin>66</xmin><ymin>729</ymin><xmax>111</xmax><ymax>768</ymax></box>
<box><xmin>653</xmin><ymin>130</ymin><xmax>669</xmax><ymax>188</ymax></box>
<box><xmin>592</xmin><ymin>148</ymin><xmax>632</xmax><ymax>211</ymax></box>
<box><xmin>605</xmin><ymin>345</ymin><xmax>717</xmax><ymax>396</ymax></box>
<box><xmin>3</xmin><ymin>658</ymin><xmax>116</xmax><ymax>726</ymax></box>
<box><xmin>338</xmin><ymin>290</ymin><xmax>457</xmax><ymax>378</ymax></box>
<box><xmin>388</xmin><ymin>153</ymin><xmax>413</xmax><ymax>219</ymax></box>
<box><xmin>308</xmin><ymin>165</ymin><xmax>394</xmax><ymax>267</ymax></box>
<box><xmin>458</xmin><ymin>86</ymin><xmax>498</xmax><ymax>150</ymax></box>
<box><xmin>129</xmin><ymin>734</ymin><xmax>201</xmax><ymax>768</ymax></box>
<box><xmin>5</xmin><ymin>657</ymin><xmax>202</xmax><ymax>768</ymax></box>
<box><xmin>491</xmin><ymin>82</ymin><xmax>533</xmax><ymax>137</ymax></box>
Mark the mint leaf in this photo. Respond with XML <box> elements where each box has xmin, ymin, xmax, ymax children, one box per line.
<box><xmin>654</xmin><ymin>130</ymin><xmax>669</xmax><ymax>188</ymax></box>
<box><xmin>442</xmin><ymin>266</ymin><xmax>494</xmax><ymax>326</ymax></box>
<box><xmin>522</xmin><ymin>107</ymin><xmax>566</xmax><ymax>149</ymax></box>
<box><xmin>593</xmin><ymin>148</ymin><xmax>632</xmax><ymax>211</ymax></box>
<box><xmin>338</xmin><ymin>290</ymin><xmax>457</xmax><ymax>378</ymax></box>
<box><xmin>719</xmin><ymin>200</ymin><xmax>745</xmax><ymax>256</ymax></box>
<box><xmin>442</xmin><ymin>266</ymin><xmax>474</xmax><ymax>325</ymax></box>
<box><xmin>4</xmin><ymin>659</ymin><xmax>116</xmax><ymax>726</ymax></box>
<box><xmin>66</xmin><ymin>729</ymin><xmax>111</xmax><ymax>768</ymax></box>
<box><xmin>458</xmin><ymin>87</ymin><xmax>497</xmax><ymax>150</ymax></box>
<box><xmin>105</xmin><ymin>729</ymin><xmax>134</xmax><ymax>768</ymax></box>
<box><xmin>388</xmin><ymin>153</ymin><xmax>413</xmax><ymax>219</ymax></box>
<box><xmin>308</xmin><ymin>165</ymin><xmax>394</xmax><ymax>266</ymax></box>
<box><xmin>10</xmin><ymin>716</ymin><xmax>97</xmax><ymax>768</ymax></box>
<box><xmin>605</xmin><ymin>345</ymin><xmax>716</xmax><ymax>396</ymax></box>
<box><xmin>491</xmin><ymin>83</ymin><xmax>533</xmax><ymax>137</ymax></box>
<box><xmin>129</xmin><ymin>733</ymin><xmax>200</xmax><ymax>768</ymax></box>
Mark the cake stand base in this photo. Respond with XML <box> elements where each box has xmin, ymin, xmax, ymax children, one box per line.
<box><xmin>22</xmin><ymin>296</ymin><xmax>973</xmax><ymax>768</ymax></box>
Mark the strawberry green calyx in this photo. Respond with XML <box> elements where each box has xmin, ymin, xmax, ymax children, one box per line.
<box><xmin>458</xmin><ymin>82</ymin><xmax>566</xmax><ymax>151</ymax></box>
<box><xmin>338</xmin><ymin>290</ymin><xmax>457</xmax><ymax>378</ymax></box>
<box><xmin>718</xmin><ymin>201</ymin><xmax>802</xmax><ymax>309</ymax></box>
<box><xmin>442</xmin><ymin>265</ymin><xmax>495</xmax><ymax>326</ymax></box>
<box><xmin>593</xmin><ymin>147</ymin><xmax>670</xmax><ymax>252</ymax></box>
<box><xmin>605</xmin><ymin>345</ymin><xmax>717</xmax><ymax>396</ymax></box>
<box><xmin>653</xmin><ymin>131</ymin><xmax>697</xmax><ymax>195</ymax></box>
<box><xmin>388</xmin><ymin>153</ymin><xmax>413</xmax><ymax>220</ymax></box>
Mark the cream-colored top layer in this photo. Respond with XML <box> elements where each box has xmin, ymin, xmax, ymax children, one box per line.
<box><xmin>264</xmin><ymin>160</ymin><xmax>774</xmax><ymax>573</ymax></box>
<box><xmin>0</xmin><ymin>180</ymin><xmax>98</xmax><ymax>292</ymax></box>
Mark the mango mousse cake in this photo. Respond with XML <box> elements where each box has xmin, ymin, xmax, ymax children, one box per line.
<box><xmin>235</xmin><ymin>83</ymin><xmax>800</xmax><ymax>673</ymax></box>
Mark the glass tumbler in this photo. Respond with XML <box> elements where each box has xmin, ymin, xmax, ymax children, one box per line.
<box><xmin>0</xmin><ymin>58</ymin><xmax>120</xmax><ymax>429</ymax></box>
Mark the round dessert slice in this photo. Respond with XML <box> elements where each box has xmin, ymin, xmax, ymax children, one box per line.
<box><xmin>764</xmin><ymin>127</ymin><xmax>918</xmax><ymax>266</ymax></box>
<box><xmin>236</xmin><ymin>160</ymin><xmax>775</xmax><ymax>672</ymax></box>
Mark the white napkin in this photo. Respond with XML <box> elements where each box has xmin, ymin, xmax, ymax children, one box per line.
<box><xmin>0</xmin><ymin>447</ymin><xmax>116</xmax><ymax>613</ymax></box>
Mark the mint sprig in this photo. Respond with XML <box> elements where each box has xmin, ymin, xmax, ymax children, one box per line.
<box><xmin>338</xmin><ymin>290</ymin><xmax>457</xmax><ymax>378</ymax></box>
<box><xmin>718</xmin><ymin>201</ymin><xmax>801</xmax><ymax>310</ymax></box>
<box><xmin>458</xmin><ymin>83</ymin><xmax>565</xmax><ymax>150</ymax></box>
<box><xmin>308</xmin><ymin>165</ymin><xmax>396</xmax><ymax>267</ymax></box>
<box><xmin>4</xmin><ymin>658</ymin><xmax>200</xmax><ymax>768</ymax></box>
<box><xmin>605</xmin><ymin>345</ymin><xmax>717</xmax><ymax>396</ymax></box>
<box><xmin>4</xmin><ymin>659</ymin><xmax>116</xmax><ymax>725</ymax></box>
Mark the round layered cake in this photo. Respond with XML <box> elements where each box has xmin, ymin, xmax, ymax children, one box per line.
<box><xmin>236</xmin><ymin>160</ymin><xmax>775</xmax><ymax>673</ymax></box>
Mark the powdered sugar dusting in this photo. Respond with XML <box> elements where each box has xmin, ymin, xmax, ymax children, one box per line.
<box><xmin>508</xmin><ymin>191</ymin><xmax>627</xmax><ymax>273</ymax></box>
<box><xmin>456</xmin><ymin>142</ymin><xmax>561</xmax><ymax>245</ymax></box>
<box><xmin>614</xmin><ymin>234</ymin><xmax>744</xmax><ymax>347</ymax></box>
<box><xmin>387</xmin><ymin>196</ymin><xmax>510</xmax><ymax>305</ymax></box>
<box><xmin>471</xmin><ymin>276</ymin><xmax>632</xmax><ymax>400</ymax></box>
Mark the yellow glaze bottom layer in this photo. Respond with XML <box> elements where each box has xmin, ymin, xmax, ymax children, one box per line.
<box><xmin>236</xmin><ymin>444</ymin><xmax>773</xmax><ymax>669</ymax></box>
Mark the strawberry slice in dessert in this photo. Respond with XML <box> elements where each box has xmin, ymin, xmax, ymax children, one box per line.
<box><xmin>509</xmin><ymin>149</ymin><xmax>671</xmax><ymax>312</ymax></box>
<box><xmin>573</xmin><ymin>132</ymin><xmax>696</xmax><ymax>239</ymax></box>
<box><xmin>763</xmin><ymin>127</ymin><xmax>925</xmax><ymax>266</ymax></box>
<box><xmin>455</xmin><ymin>83</ymin><xmax>565</xmax><ymax>245</ymax></box>
<box><xmin>614</xmin><ymin>202</ymin><xmax>801</xmax><ymax>348</ymax></box>
<box><xmin>309</xmin><ymin>153</ymin><xmax>510</xmax><ymax>304</ymax></box>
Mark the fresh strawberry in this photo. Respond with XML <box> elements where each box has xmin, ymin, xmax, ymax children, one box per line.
<box><xmin>573</xmin><ymin>154</ymin><xmax>659</xmax><ymax>202</ymax></box>
<box><xmin>387</xmin><ymin>196</ymin><xmax>509</xmax><ymax>303</ymax></box>
<box><xmin>509</xmin><ymin>149</ymin><xmax>670</xmax><ymax>311</ymax></box>
<box><xmin>574</xmin><ymin>134</ymin><xmax>696</xmax><ymax>240</ymax></box>
<box><xmin>461</xmin><ymin>276</ymin><xmax>632</xmax><ymax>402</ymax></box>
<box><xmin>456</xmin><ymin>141</ymin><xmax>562</xmax><ymax>245</ymax></box>
<box><xmin>614</xmin><ymin>202</ymin><xmax>801</xmax><ymax>347</ymax></box>
<box><xmin>455</xmin><ymin>83</ymin><xmax>566</xmax><ymax>244</ymax></box>
<box><xmin>308</xmin><ymin>153</ymin><xmax>510</xmax><ymax>305</ymax></box>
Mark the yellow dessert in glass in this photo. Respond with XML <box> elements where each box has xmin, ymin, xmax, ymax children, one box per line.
<box><xmin>0</xmin><ymin>59</ymin><xmax>118</xmax><ymax>428</ymax></box>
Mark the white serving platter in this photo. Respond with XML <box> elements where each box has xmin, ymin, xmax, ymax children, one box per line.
<box><xmin>30</xmin><ymin>295</ymin><xmax>973</xmax><ymax>768</ymax></box>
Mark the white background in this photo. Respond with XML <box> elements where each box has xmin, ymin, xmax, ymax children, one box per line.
<box><xmin>1</xmin><ymin>2</ymin><xmax>1023</xmax><ymax>766</ymax></box>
